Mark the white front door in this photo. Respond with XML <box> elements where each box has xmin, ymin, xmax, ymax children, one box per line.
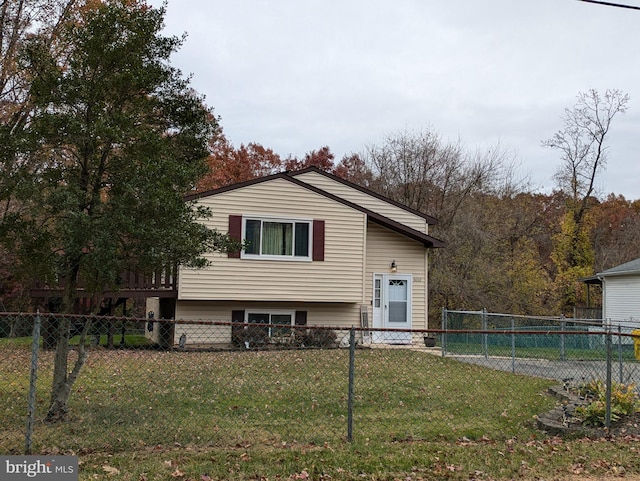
<box><xmin>372</xmin><ymin>274</ymin><xmax>412</xmax><ymax>343</ymax></box>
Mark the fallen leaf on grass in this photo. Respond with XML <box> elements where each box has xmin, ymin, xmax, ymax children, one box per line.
<box><xmin>570</xmin><ymin>463</ymin><xmax>585</xmax><ymax>474</ymax></box>
<box><xmin>102</xmin><ymin>465</ymin><xmax>120</xmax><ymax>475</ymax></box>
<box><xmin>290</xmin><ymin>469</ymin><xmax>309</xmax><ymax>479</ymax></box>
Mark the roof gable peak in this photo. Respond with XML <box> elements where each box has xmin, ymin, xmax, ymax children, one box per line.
<box><xmin>286</xmin><ymin>167</ymin><xmax>438</xmax><ymax>225</ymax></box>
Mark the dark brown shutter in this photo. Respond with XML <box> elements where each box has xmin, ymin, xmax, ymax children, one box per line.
<box><xmin>228</xmin><ymin>215</ymin><xmax>242</xmax><ymax>258</ymax></box>
<box><xmin>312</xmin><ymin>220</ymin><xmax>325</xmax><ymax>261</ymax></box>
<box><xmin>295</xmin><ymin>311</ymin><xmax>307</xmax><ymax>326</ymax></box>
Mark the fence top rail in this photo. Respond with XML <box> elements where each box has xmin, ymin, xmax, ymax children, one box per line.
<box><xmin>441</xmin><ymin>328</ymin><xmax>640</xmax><ymax>338</ymax></box>
<box><xmin>443</xmin><ymin>309</ymin><xmax>640</xmax><ymax>329</ymax></box>
<box><xmin>444</xmin><ymin>309</ymin><xmax>563</xmax><ymax>321</ymax></box>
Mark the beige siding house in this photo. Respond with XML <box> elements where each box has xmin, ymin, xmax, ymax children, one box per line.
<box><xmin>147</xmin><ymin>167</ymin><xmax>444</xmax><ymax>346</ymax></box>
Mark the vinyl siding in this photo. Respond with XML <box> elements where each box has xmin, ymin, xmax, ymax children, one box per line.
<box><xmin>175</xmin><ymin>300</ymin><xmax>360</xmax><ymax>327</ymax></box>
<box><xmin>173</xmin><ymin>300</ymin><xmax>362</xmax><ymax>344</ymax></box>
<box><xmin>178</xmin><ymin>224</ymin><xmax>428</xmax><ymax>330</ymax></box>
<box><xmin>364</xmin><ymin>222</ymin><xmax>428</xmax><ymax>330</ymax></box>
<box><xmin>179</xmin><ymin>179</ymin><xmax>366</xmax><ymax>302</ymax></box>
<box><xmin>294</xmin><ymin>171</ymin><xmax>430</xmax><ymax>233</ymax></box>
<box><xmin>603</xmin><ymin>276</ymin><xmax>640</xmax><ymax>321</ymax></box>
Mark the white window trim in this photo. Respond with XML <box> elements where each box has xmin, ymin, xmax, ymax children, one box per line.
<box><xmin>241</xmin><ymin>215</ymin><xmax>313</xmax><ymax>261</ymax></box>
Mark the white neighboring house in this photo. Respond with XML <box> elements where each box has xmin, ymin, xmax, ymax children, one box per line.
<box><xmin>592</xmin><ymin>258</ymin><xmax>640</xmax><ymax>347</ymax></box>
<box><xmin>598</xmin><ymin>257</ymin><xmax>640</xmax><ymax>324</ymax></box>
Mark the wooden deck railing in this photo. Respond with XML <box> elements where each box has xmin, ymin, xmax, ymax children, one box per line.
<box><xmin>30</xmin><ymin>263</ymin><xmax>178</xmax><ymax>299</ymax></box>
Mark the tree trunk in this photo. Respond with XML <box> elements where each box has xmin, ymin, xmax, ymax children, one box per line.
<box><xmin>45</xmin><ymin>265</ymin><xmax>91</xmax><ymax>422</ymax></box>
<box><xmin>46</xmin><ymin>315</ymin><xmax>92</xmax><ymax>421</ymax></box>
<box><xmin>8</xmin><ymin>318</ymin><xmax>17</xmax><ymax>338</ymax></box>
<box><xmin>47</xmin><ymin>315</ymin><xmax>71</xmax><ymax>421</ymax></box>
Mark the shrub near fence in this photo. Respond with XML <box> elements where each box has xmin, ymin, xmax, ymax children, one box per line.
<box><xmin>1</xmin><ymin>311</ymin><xmax>638</xmax><ymax>459</ymax></box>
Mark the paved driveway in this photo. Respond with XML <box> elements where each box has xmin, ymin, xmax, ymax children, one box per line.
<box><xmin>446</xmin><ymin>353</ymin><xmax>640</xmax><ymax>385</ymax></box>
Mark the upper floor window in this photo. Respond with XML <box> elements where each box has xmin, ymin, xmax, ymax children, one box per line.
<box><xmin>228</xmin><ymin>215</ymin><xmax>324</xmax><ymax>261</ymax></box>
<box><xmin>243</xmin><ymin>217</ymin><xmax>311</xmax><ymax>259</ymax></box>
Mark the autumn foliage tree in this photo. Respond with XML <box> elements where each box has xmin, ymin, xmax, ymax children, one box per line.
<box><xmin>591</xmin><ymin>194</ymin><xmax>640</xmax><ymax>271</ymax></box>
<box><xmin>196</xmin><ymin>137</ymin><xmax>370</xmax><ymax>191</ymax></box>
<box><xmin>283</xmin><ymin>146</ymin><xmax>335</xmax><ymax>172</ymax></box>
<box><xmin>196</xmin><ymin>130</ymin><xmax>283</xmax><ymax>191</ymax></box>
<box><xmin>0</xmin><ymin>0</ymin><xmax>82</xmax><ymax>236</ymax></box>
<box><xmin>333</xmin><ymin>153</ymin><xmax>375</xmax><ymax>187</ymax></box>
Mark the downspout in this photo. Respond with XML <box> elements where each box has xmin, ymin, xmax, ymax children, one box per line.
<box><xmin>361</xmin><ymin>214</ymin><xmax>368</xmax><ymax>306</ymax></box>
<box><xmin>424</xmin><ymin>219</ymin><xmax>431</xmax><ymax>330</ymax></box>
<box><xmin>424</xmin><ymin>245</ymin><xmax>429</xmax><ymax>330</ymax></box>
<box><xmin>598</xmin><ymin>275</ymin><xmax>605</xmax><ymax>323</ymax></box>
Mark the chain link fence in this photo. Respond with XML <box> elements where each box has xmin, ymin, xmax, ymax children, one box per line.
<box><xmin>442</xmin><ymin>309</ymin><xmax>640</xmax><ymax>385</ymax></box>
<box><xmin>1</xmin><ymin>311</ymin><xmax>639</xmax><ymax>457</ymax></box>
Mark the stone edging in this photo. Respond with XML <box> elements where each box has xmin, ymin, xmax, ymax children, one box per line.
<box><xmin>536</xmin><ymin>384</ymin><xmax>601</xmax><ymax>437</ymax></box>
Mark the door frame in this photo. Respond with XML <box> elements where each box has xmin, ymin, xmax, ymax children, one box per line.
<box><xmin>372</xmin><ymin>273</ymin><xmax>413</xmax><ymax>343</ymax></box>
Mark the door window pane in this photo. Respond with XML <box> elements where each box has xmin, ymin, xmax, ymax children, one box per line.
<box><xmin>388</xmin><ymin>302</ymin><xmax>407</xmax><ymax>323</ymax></box>
<box><xmin>374</xmin><ymin>278</ymin><xmax>381</xmax><ymax>308</ymax></box>
<box><xmin>388</xmin><ymin>279</ymin><xmax>407</xmax><ymax>323</ymax></box>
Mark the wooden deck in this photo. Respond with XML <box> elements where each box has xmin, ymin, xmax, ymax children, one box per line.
<box><xmin>30</xmin><ymin>264</ymin><xmax>178</xmax><ymax>300</ymax></box>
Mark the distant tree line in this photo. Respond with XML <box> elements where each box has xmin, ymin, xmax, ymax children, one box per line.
<box><xmin>196</xmin><ymin>89</ymin><xmax>636</xmax><ymax>322</ymax></box>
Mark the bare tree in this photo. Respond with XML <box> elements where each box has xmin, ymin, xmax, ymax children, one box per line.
<box><xmin>543</xmin><ymin>89</ymin><xmax>629</xmax><ymax>223</ymax></box>
<box><xmin>361</xmin><ymin>128</ymin><xmax>536</xmax><ymax>321</ymax></box>
<box><xmin>364</xmin><ymin>129</ymin><xmax>523</xmax><ymax>228</ymax></box>
<box><xmin>542</xmin><ymin>89</ymin><xmax>629</xmax><ymax>312</ymax></box>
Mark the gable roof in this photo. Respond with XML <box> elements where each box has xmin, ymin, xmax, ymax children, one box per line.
<box><xmin>186</xmin><ymin>168</ymin><xmax>445</xmax><ymax>248</ymax></box>
<box><xmin>597</xmin><ymin>257</ymin><xmax>640</xmax><ymax>278</ymax></box>
<box><xmin>288</xmin><ymin>167</ymin><xmax>439</xmax><ymax>225</ymax></box>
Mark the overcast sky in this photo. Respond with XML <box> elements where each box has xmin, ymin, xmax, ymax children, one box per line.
<box><xmin>149</xmin><ymin>0</ymin><xmax>640</xmax><ymax>200</ymax></box>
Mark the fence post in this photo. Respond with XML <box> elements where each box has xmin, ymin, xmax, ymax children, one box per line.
<box><xmin>441</xmin><ymin>308</ymin><xmax>447</xmax><ymax>357</ymax></box>
<box><xmin>605</xmin><ymin>328</ymin><xmax>612</xmax><ymax>429</ymax></box>
<box><xmin>511</xmin><ymin>317</ymin><xmax>516</xmax><ymax>373</ymax></box>
<box><xmin>347</xmin><ymin>326</ymin><xmax>356</xmax><ymax>442</ymax></box>
<box><xmin>559</xmin><ymin>316</ymin><xmax>566</xmax><ymax>362</ymax></box>
<box><xmin>617</xmin><ymin>324</ymin><xmax>624</xmax><ymax>384</ymax></box>
<box><xmin>482</xmin><ymin>308</ymin><xmax>488</xmax><ymax>359</ymax></box>
<box><xmin>25</xmin><ymin>311</ymin><xmax>41</xmax><ymax>454</ymax></box>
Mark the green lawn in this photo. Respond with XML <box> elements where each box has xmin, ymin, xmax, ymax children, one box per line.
<box><xmin>0</xmin><ymin>333</ymin><xmax>150</xmax><ymax>349</ymax></box>
<box><xmin>2</xmin><ymin>344</ymin><xmax>639</xmax><ymax>480</ymax></box>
